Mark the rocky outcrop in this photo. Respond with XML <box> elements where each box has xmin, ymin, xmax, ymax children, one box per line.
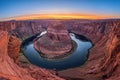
<box><xmin>8</xmin><ymin>36</ymin><xmax>21</xmax><ymax>63</ymax></box>
<box><xmin>58</xmin><ymin>20</ymin><xmax>120</xmax><ymax>80</ymax></box>
<box><xmin>97</xmin><ymin>21</ymin><xmax>120</xmax><ymax>79</ymax></box>
<box><xmin>0</xmin><ymin>21</ymin><xmax>45</xmax><ymax>39</ymax></box>
<box><xmin>0</xmin><ymin>31</ymin><xmax>29</xmax><ymax>80</ymax></box>
<box><xmin>34</xmin><ymin>24</ymin><xmax>72</xmax><ymax>58</ymax></box>
<box><xmin>0</xmin><ymin>30</ymin><xmax>64</xmax><ymax>80</ymax></box>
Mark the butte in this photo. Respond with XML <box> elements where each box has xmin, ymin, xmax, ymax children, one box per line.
<box><xmin>34</xmin><ymin>24</ymin><xmax>72</xmax><ymax>59</ymax></box>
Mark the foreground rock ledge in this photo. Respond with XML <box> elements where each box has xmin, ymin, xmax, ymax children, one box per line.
<box><xmin>34</xmin><ymin>24</ymin><xmax>72</xmax><ymax>58</ymax></box>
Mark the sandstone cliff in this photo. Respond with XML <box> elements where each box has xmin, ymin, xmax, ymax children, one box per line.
<box><xmin>0</xmin><ymin>30</ymin><xmax>64</xmax><ymax>80</ymax></box>
<box><xmin>58</xmin><ymin>20</ymin><xmax>120</xmax><ymax>80</ymax></box>
<box><xmin>8</xmin><ymin>36</ymin><xmax>21</xmax><ymax>63</ymax></box>
<box><xmin>98</xmin><ymin>20</ymin><xmax>120</xmax><ymax>80</ymax></box>
<box><xmin>0</xmin><ymin>20</ymin><xmax>63</xmax><ymax>39</ymax></box>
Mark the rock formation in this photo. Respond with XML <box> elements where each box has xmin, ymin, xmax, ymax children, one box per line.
<box><xmin>8</xmin><ymin>36</ymin><xmax>21</xmax><ymax>63</ymax></box>
<box><xmin>0</xmin><ymin>20</ymin><xmax>65</xmax><ymax>39</ymax></box>
<box><xmin>0</xmin><ymin>19</ymin><xmax>120</xmax><ymax>80</ymax></box>
<box><xmin>58</xmin><ymin>20</ymin><xmax>120</xmax><ymax>80</ymax></box>
<box><xmin>0</xmin><ymin>30</ymin><xmax>64</xmax><ymax>80</ymax></box>
<box><xmin>97</xmin><ymin>21</ymin><xmax>120</xmax><ymax>79</ymax></box>
<box><xmin>34</xmin><ymin>24</ymin><xmax>72</xmax><ymax>58</ymax></box>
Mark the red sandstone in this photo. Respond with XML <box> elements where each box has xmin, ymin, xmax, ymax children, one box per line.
<box><xmin>0</xmin><ymin>30</ymin><xmax>64</xmax><ymax>80</ymax></box>
<box><xmin>34</xmin><ymin>24</ymin><xmax>72</xmax><ymax>58</ymax></box>
<box><xmin>0</xmin><ymin>19</ymin><xmax>120</xmax><ymax>80</ymax></box>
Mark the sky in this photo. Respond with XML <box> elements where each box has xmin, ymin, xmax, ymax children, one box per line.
<box><xmin>0</xmin><ymin>0</ymin><xmax>120</xmax><ymax>20</ymax></box>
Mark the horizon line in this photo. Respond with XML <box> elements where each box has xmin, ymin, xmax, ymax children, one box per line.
<box><xmin>0</xmin><ymin>13</ymin><xmax>120</xmax><ymax>21</ymax></box>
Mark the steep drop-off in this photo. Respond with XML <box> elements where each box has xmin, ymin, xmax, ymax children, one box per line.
<box><xmin>8</xmin><ymin>36</ymin><xmax>21</xmax><ymax>63</ymax></box>
<box><xmin>98</xmin><ymin>21</ymin><xmax>120</xmax><ymax>80</ymax></box>
<box><xmin>59</xmin><ymin>20</ymin><xmax>120</xmax><ymax>80</ymax></box>
<box><xmin>0</xmin><ymin>30</ymin><xmax>64</xmax><ymax>80</ymax></box>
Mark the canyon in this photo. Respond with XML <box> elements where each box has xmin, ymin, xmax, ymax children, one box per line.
<box><xmin>0</xmin><ymin>19</ymin><xmax>120</xmax><ymax>80</ymax></box>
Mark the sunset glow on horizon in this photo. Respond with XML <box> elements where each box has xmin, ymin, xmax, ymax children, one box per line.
<box><xmin>0</xmin><ymin>0</ymin><xmax>120</xmax><ymax>21</ymax></box>
<box><xmin>2</xmin><ymin>14</ymin><xmax>119</xmax><ymax>21</ymax></box>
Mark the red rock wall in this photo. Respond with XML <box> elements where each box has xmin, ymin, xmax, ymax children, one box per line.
<box><xmin>58</xmin><ymin>20</ymin><xmax>120</xmax><ymax>80</ymax></box>
<box><xmin>0</xmin><ymin>31</ymin><xmax>34</xmax><ymax>80</ymax></box>
<box><xmin>0</xmin><ymin>22</ymin><xmax>16</xmax><ymax>31</ymax></box>
<box><xmin>8</xmin><ymin>36</ymin><xmax>21</xmax><ymax>63</ymax></box>
<box><xmin>98</xmin><ymin>21</ymin><xmax>120</xmax><ymax>79</ymax></box>
<box><xmin>0</xmin><ymin>31</ymin><xmax>9</xmax><ymax>61</ymax></box>
<box><xmin>0</xmin><ymin>21</ymin><xmax>46</xmax><ymax>39</ymax></box>
<box><xmin>0</xmin><ymin>30</ymin><xmax>64</xmax><ymax>80</ymax></box>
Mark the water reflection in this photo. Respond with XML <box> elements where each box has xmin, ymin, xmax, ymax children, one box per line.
<box><xmin>22</xmin><ymin>32</ymin><xmax>93</xmax><ymax>70</ymax></box>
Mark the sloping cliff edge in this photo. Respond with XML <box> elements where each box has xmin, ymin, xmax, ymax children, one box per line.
<box><xmin>0</xmin><ymin>31</ymin><xmax>64</xmax><ymax>80</ymax></box>
<box><xmin>59</xmin><ymin>20</ymin><xmax>120</xmax><ymax>80</ymax></box>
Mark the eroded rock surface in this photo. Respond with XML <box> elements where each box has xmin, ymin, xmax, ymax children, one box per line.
<box><xmin>34</xmin><ymin>24</ymin><xmax>72</xmax><ymax>58</ymax></box>
<box><xmin>8</xmin><ymin>36</ymin><xmax>21</xmax><ymax>63</ymax></box>
<box><xmin>0</xmin><ymin>30</ymin><xmax>64</xmax><ymax>80</ymax></box>
<box><xmin>58</xmin><ymin>20</ymin><xmax>120</xmax><ymax>80</ymax></box>
<box><xmin>98</xmin><ymin>21</ymin><xmax>120</xmax><ymax>80</ymax></box>
<box><xmin>0</xmin><ymin>19</ymin><xmax>120</xmax><ymax>80</ymax></box>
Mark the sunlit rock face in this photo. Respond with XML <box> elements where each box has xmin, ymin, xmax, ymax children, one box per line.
<box><xmin>0</xmin><ymin>30</ymin><xmax>64</xmax><ymax>80</ymax></box>
<box><xmin>34</xmin><ymin>24</ymin><xmax>72</xmax><ymax>58</ymax></box>
<box><xmin>8</xmin><ymin>36</ymin><xmax>21</xmax><ymax>63</ymax></box>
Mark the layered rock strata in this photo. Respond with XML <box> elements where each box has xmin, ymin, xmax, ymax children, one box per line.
<box><xmin>8</xmin><ymin>36</ymin><xmax>21</xmax><ymax>63</ymax></box>
<box><xmin>0</xmin><ymin>30</ymin><xmax>64</xmax><ymax>80</ymax></box>
<box><xmin>34</xmin><ymin>24</ymin><xmax>72</xmax><ymax>58</ymax></box>
<box><xmin>58</xmin><ymin>20</ymin><xmax>120</xmax><ymax>80</ymax></box>
<box><xmin>0</xmin><ymin>19</ymin><xmax>120</xmax><ymax>80</ymax></box>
